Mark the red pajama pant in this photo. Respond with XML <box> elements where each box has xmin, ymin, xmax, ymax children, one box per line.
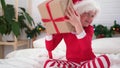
<box><xmin>44</xmin><ymin>55</ymin><xmax>110</xmax><ymax>68</ymax></box>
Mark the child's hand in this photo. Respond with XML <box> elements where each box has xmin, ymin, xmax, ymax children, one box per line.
<box><xmin>65</xmin><ymin>4</ymin><xmax>83</xmax><ymax>34</ymax></box>
<box><xmin>65</xmin><ymin>4</ymin><xmax>81</xmax><ymax>27</ymax></box>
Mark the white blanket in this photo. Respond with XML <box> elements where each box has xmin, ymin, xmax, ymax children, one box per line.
<box><xmin>0</xmin><ymin>48</ymin><xmax>65</xmax><ymax>68</ymax></box>
<box><xmin>0</xmin><ymin>48</ymin><xmax>120</xmax><ymax>68</ymax></box>
<box><xmin>0</xmin><ymin>57</ymin><xmax>39</xmax><ymax>68</ymax></box>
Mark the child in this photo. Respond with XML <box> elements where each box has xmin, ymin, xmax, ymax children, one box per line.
<box><xmin>44</xmin><ymin>0</ymin><xmax>112</xmax><ymax>68</ymax></box>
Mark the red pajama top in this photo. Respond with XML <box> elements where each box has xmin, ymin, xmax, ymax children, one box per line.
<box><xmin>45</xmin><ymin>25</ymin><xmax>96</xmax><ymax>63</ymax></box>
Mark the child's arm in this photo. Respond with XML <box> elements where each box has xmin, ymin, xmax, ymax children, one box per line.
<box><xmin>45</xmin><ymin>34</ymin><xmax>63</xmax><ymax>58</ymax></box>
<box><xmin>65</xmin><ymin>4</ymin><xmax>85</xmax><ymax>39</ymax></box>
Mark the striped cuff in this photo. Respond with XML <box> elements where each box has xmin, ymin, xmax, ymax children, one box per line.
<box><xmin>45</xmin><ymin>35</ymin><xmax>53</xmax><ymax>41</ymax></box>
<box><xmin>76</xmin><ymin>30</ymin><xmax>86</xmax><ymax>39</ymax></box>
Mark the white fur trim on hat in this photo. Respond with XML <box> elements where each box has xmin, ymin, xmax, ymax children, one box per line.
<box><xmin>74</xmin><ymin>0</ymin><xmax>100</xmax><ymax>15</ymax></box>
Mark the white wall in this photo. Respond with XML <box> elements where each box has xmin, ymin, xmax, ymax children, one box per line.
<box><xmin>5</xmin><ymin>0</ymin><xmax>28</xmax><ymax>11</ymax></box>
<box><xmin>31</xmin><ymin>0</ymin><xmax>46</xmax><ymax>25</ymax></box>
<box><xmin>92</xmin><ymin>0</ymin><xmax>120</xmax><ymax>27</ymax></box>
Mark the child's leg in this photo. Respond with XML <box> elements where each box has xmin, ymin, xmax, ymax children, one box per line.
<box><xmin>44</xmin><ymin>55</ymin><xmax>110</xmax><ymax>68</ymax></box>
<box><xmin>44</xmin><ymin>59</ymin><xmax>81</xmax><ymax>68</ymax></box>
<box><xmin>80</xmin><ymin>55</ymin><xmax>110</xmax><ymax>68</ymax></box>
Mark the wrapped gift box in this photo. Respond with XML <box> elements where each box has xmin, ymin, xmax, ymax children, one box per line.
<box><xmin>38</xmin><ymin>0</ymin><xmax>74</xmax><ymax>34</ymax></box>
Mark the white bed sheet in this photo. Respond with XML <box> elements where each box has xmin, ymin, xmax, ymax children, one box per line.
<box><xmin>0</xmin><ymin>48</ymin><xmax>120</xmax><ymax>68</ymax></box>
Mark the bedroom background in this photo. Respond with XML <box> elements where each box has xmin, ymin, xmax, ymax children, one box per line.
<box><xmin>0</xmin><ymin>0</ymin><xmax>120</xmax><ymax>58</ymax></box>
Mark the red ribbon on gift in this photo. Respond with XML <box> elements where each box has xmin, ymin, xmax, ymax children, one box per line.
<box><xmin>42</xmin><ymin>0</ymin><xmax>67</xmax><ymax>34</ymax></box>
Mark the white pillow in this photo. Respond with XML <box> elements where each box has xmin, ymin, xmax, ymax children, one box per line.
<box><xmin>33</xmin><ymin>37</ymin><xmax>66</xmax><ymax>52</ymax></box>
<box><xmin>92</xmin><ymin>37</ymin><xmax>120</xmax><ymax>54</ymax></box>
<box><xmin>33</xmin><ymin>37</ymin><xmax>46</xmax><ymax>48</ymax></box>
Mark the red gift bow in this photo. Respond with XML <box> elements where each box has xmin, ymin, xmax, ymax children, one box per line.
<box><xmin>42</xmin><ymin>0</ymin><xmax>68</xmax><ymax>34</ymax></box>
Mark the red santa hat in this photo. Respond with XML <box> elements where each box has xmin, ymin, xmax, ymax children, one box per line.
<box><xmin>74</xmin><ymin>0</ymin><xmax>100</xmax><ymax>15</ymax></box>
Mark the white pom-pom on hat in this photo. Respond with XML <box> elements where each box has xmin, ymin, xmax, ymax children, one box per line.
<box><xmin>74</xmin><ymin>0</ymin><xmax>100</xmax><ymax>15</ymax></box>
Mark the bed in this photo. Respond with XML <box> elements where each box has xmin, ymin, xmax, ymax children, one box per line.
<box><xmin>0</xmin><ymin>37</ymin><xmax>120</xmax><ymax>68</ymax></box>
